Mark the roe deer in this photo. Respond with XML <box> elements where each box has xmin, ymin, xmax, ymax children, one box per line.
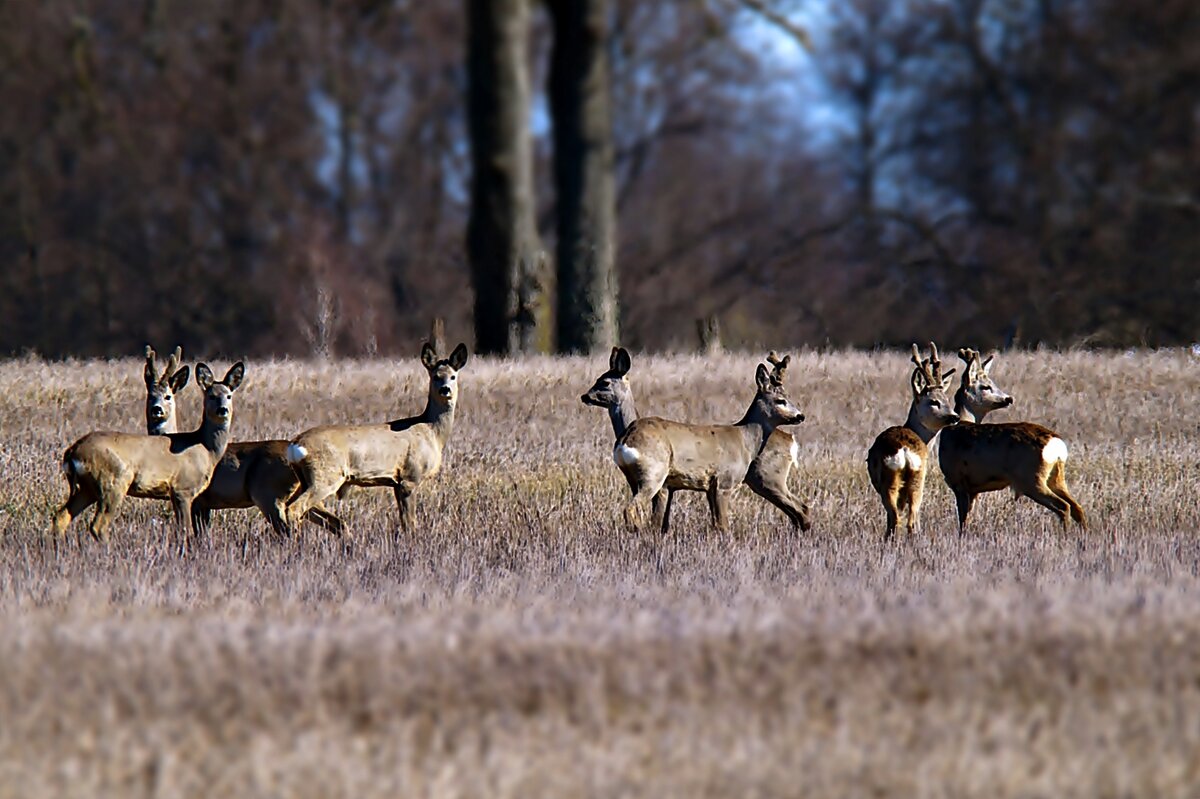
<box><xmin>939</xmin><ymin>348</ymin><xmax>1086</xmax><ymax>533</ymax></box>
<box><xmin>144</xmin><ymin>345</ymin><xmax>189</xmax><ymax>435</ymax></box>
<box><xmin>52</xmin><ymin>362</ymin><xmax>245</xmax><ymax>543</ymax></box>
<box><xmin>610</xmin><ymin>358</ymin><xmax>805</xmax><ymax>532</ymax></box>
<box><xmin>192</xmin><ymin>441</ymin><xmax>345</xmax><ymax>539</ymax></box>
<box><xmin>140</xmin><ymin>349</ymin><xmax>342</xmax><ymax>539</ymax></box>
<box><xmin>285</xmin><ymin>342</ymin><xmax>468</xmax><ymax>533</ymax></box>
<box><xmin>581</xmin><ymin>348</ymin><xmax>811</xmax><ymax>532</ymax></box>
<box><xmin>866</xmin><ymin>343</ymin><xmax>959</xmax><ymax>539</ymax></box>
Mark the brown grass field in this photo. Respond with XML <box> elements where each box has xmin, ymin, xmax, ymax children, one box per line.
<box><xmin>1</xmin><ymin>348</ymin><xmax>1198</xmax><ymax>798</ymax></box>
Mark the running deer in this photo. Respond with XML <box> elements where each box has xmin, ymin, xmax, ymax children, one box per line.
<box><xmin>144</xmin><ymin>345</ymin><xmax>189</xmax><ymax>435</ymax></box>
<box><xmin>284</xmin><ymin>342</ymin><xmax>468</xmax><ymax>533</ymax></box>
<box><xmin>52</xmin><ymin>362</ymin><xmax>245</xmax><ymax>542</ymax></box>
<box><xmin>609</xmin><ymin>358</ymin><xmax>805</xmax><ymax>532</ymax></box>
<box><xmin>866</xmin><ymin>343</ymin><xmax>959</xmax><ymax>539</ymax></box>
<box><xmin>939</xmin><ymin>348</ymin><xmax>1086</xmax><ymax>533</ymax></box>
<box><xmin>581</xmin><ymin>348</ymin><xmax>811</xmax><ymax>532</ymax></box>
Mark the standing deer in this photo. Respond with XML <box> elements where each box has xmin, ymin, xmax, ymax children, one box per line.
<box><xmin>609</xmin><ymin>358</ymin><xmax>805</xmax><ymax>532</ymax></box>
<box><xmin>867</xmin><ymin>343</ymin><xmax>959</xmax><ymax>539</ymax></box>
<box><xmin>284</xmin><ymin>342</ymin><xmax>468</xmax><ymax>533</ymax></box>
<box><xmin>939</xmin><ymin>348</ymin><xmax>1086</xmax><ymax>533</ymax></box>
<box><xmin>52</xmin><ymin>362</ymin><xmax>245</xmax><ymax>543</ymax></box>
<box><xmin>139</xmin><ymin>348</ymin><xmax>341</xmax><ymax>538</ymax></box>
<box><xmin>144</xmin><ymin>345</ymin><xmax>189</xmax><ymax>435</ymax></box>
<box><xmin>581</xmin><ymin>348</ymin><xmax>811</xmax><ymax>532</ymax></box>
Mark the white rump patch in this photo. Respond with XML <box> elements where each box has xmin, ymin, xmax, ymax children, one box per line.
<box><xmin>883</xmin><ymin>448</ymin><xmax>922</xmax><ymax>472</ymax></box>
<box><xmin>614</xmin><ymin>444</ymin><xmax>640</xmax><ymax>467</ymax></box>
<box><xmin>789</xmin><ymin>438</ymin><xmax>799</xmax><ymax>467</ymax></box>
<box><xmin>285</xmin><ymin>443</ymin><xmax>308</xmax><ymax>465</ymax></box>
<box><xmin>1042</xmin><ymin>437</ymin><xmax>1068</xmax><ymax>464</ymax></box>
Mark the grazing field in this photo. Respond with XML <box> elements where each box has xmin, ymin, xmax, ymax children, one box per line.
<box><xmin>1</xmin><ymin>349</ymin><xmax>1198</xmax><ymax>798</ymax></box>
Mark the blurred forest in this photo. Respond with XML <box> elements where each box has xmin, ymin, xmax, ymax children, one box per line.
<box><xmin>0</xmin><ymin>0</ymin><xmax>1197</xmax><ymax>358</ymax></box>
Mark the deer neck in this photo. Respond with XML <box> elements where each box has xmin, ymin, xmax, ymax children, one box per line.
<box><xmin>904</xmin><ymin>402</ymin><xmax>942</xmax><ymax>444</ymax></box>
<box><xmin>735</xmin><ymin>401</ymin><xmax>776</xmax><ymax>457</ymax></box>
<box><xmin>421</xmin><ymin>394</ymin><xmax>457</xmax><ymax>447</ymax></box>
<box><xmin>197</xmin><ymin>416</ymin><xmax>232</xmax><ymax>460</ymax></box>
<box><xmin>608</xmin><ymin>396</ymin><xmax>637</xmax><ymax>440</ymax></box>
<box><xmin>952</xmin><ymin>388</ymin><xmax>978</xmax><ymax>424</ymax></box>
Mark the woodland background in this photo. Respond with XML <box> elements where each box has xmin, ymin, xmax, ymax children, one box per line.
<box><xmin>0</xmin><ymin>0</ymin><xmax>1197</xmax><ymax>358</ymax></box>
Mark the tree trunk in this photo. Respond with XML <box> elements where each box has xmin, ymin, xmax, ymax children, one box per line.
<box><xmin>549</xmin><ymin>0</ymin><xmax>618</xmax><ymax>354</ymax></box>
<box><xmin>466</xmin><ymin>0</ymin><xmax>541</xmax><ymax>355</ymax></box>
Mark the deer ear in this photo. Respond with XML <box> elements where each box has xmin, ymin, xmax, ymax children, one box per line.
<box><xmin>941</xmin><ymin>369</ymin><xmax>956</xmax><ymax>389</ymax></box>
<box><xmin>981</xmin><ymin>355</ymin><xmax>994</xmax><ymax>373</ymax></box>
<box><xmin>609</xmin><ymin>346</ymin><xmax>620</xmax><ymax>371</ymax></box>
<box><xmin>223</xmin><ymin>362</ymin><xmax>245</xmax><ymax>391</ymax></box>
<box><xmin>169</xmin><ymin>366</ymin><xmax>190</xmax><ymax>393</ymax></box>
<box><xmin>755</xmin><ymin>363</ymin><xmax>771</xmax><ymax>391</ymax></box>
<box><xmin>449</xmin><ymin>343</ymin><xmax>469</xmax><ymax>371</ymax></box>
<box><xmin>614</xmin><ymin>347</ymin><xmax>632</xmax><ymax>376</ymax></box>
<box><xmin>196</xmin><ymin>363</ymin><xmax>215</xmax><ymax>391</ymax></box>
<box><xmin>420</xmin><ymin>342</ymin><xmax>438</xmax><ymax>370</ymax></box>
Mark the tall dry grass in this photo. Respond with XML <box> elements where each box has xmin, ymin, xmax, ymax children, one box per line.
<box><xmin>1</xmin><ymin>349</ymin><xmax>1198</xmax><ymax>798</ymax></box>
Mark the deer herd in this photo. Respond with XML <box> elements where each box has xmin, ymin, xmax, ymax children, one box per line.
<box><xmin>49</xmin><ymin>340</ymin><xmax>1086</xmax><ymax>547</ymax></box>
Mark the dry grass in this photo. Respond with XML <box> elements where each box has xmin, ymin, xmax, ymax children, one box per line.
<box><xmin>1</xmin><ymin>349</ymin><xmax>1199</xmax><ymax>798</ymax></box>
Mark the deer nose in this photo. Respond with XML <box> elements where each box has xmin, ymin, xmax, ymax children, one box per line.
<box><xmin>1001</xmin><ymin>397</ymin><xmax>1014</xmax><ymax>406</ymax></box>
<box><xmin>439</xmin><ymin>386</ymin><xmax>453</xmax><ymax>398</ymax></box>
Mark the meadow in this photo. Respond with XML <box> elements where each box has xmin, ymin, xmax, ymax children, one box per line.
<box><xmin>0</xmin><ymin>348</ymin><xmax>1198</xmax><ymax>798</ymax></box>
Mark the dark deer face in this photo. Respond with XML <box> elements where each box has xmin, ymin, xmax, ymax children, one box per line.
<box><xmin>144</xmin><ymin>345</ymin><xmax>189</xmax><ymax>435</ymax></box>
<box><xmin>582</xmin><ymin>347</ymin><xmax>633</xmax><ymax>409</ymax></box>
<box><xmin>422</xmin><ymin>342</ymin><xmax>469</xmax><ymax>407</ymax></box>
<box><xmin>196</xmin><ymin>362</ymin><xmax>245</xmax><ymax>427</ymax></box>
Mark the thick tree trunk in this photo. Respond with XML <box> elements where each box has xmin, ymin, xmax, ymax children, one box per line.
<box><xmin>466</xmin><ymin>0</ymin><xmax>541</xmax><ymax>355</ymax></box>
<box><xmin>549</xmin><ymin>0</ymin><xmax>618</xmax><ymax>354</ymax></box>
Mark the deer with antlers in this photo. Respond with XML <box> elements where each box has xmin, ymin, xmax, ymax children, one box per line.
<box><xmin>143</xmin><ymin>346</ymin><xmax>190</xmax><ymax>436</ymax></box>
<box><xmin>581</xmin><ymin>349</ymin><xmax>812</xmax><ymax>532</ymax></box>
<box><xmin>52</xmin><ymin>362</ymin><xmax>245</xmax><ymax>543</ymax></box>
<box><xmin>939</xmin><ymin>348</ymin><xmax>1086</xmax><ymax>533</ymax></box>
<box><xmin>603</xmin><ymin>356</ymin><xmax>805</xmax><ymax>532</ymax></box>
<box><xmin>867</xmin><ymin>343</ymin><xmax>959</xmax><ymax>539</ymax></box>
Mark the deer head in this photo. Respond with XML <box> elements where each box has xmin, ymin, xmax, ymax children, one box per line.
<box><xmin>752</xmin><ymin>360</ymin><xmax>805</xmax><ymax>427</ymax></box>
<box><xmin>909</xmin><ymin>342</ymin><xmax>959</xmax><ymax>432</ymax></box>
<box><xmin>421</xmin><ymin>341</ymin><xmax>469</xmax><ymax>407</ymax></box>
<box><xmin>955</xmin><ymin>347</ymin><xmax>1013</xmax><ymax>420</ymax></box>
<box><xmin>582</xmin><ymin>346</ymin><xmax>633</xmax><ymax>409</ymax></box>
<box><xmin>144</xmin><ymin>345</ymin><xmax>189</xmax><ymax>435</ymax></box>
<box><xmin>195</xmin><ymin>361</ymin><xmax>245</xmax><ymax>429</ymax></box>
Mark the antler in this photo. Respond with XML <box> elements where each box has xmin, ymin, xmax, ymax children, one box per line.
<box><xmin>164</xmin><ymin>346</ymin><xmax>181</xmax><ymax>379</ymax></box>
<box><xmin>958</xmin><ymin>347</ymin><xmax>982</xmax><ymax>378</ymax></box>
<box><xmin>910</xmin><ymin>343</ymin><xmax>934</xmax><ymax>390</ymax></box>
<box><xmin>766</xmin><ymin>351</ymin><xmax>791</xmax><ymax>385</ymax></box>
<box><xmin>927</xmin><ymin>341</ymin><xmax>944</xmax><ymax>383</ymax></box>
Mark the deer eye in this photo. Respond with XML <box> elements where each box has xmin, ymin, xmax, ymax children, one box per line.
<box><xmin>774</xmin><ymin>398</ymin><xmax>787</xmax><ymax>405</ymax></box>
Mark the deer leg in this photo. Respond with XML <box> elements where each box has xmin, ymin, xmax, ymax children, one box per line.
<box><xmin>191</xmin><ymin>504</ymin><xmax>213</xmax><ymax>539</ymax></box>
<box><xmin>89</xmin><ymin>493</ymin><xmax>125</xmax><ymax>543</ymax></box>
<box><xmin>306</xmin><ymin>506</ymin><xmax>345</xmax><ymax>537</ymax></box>
<box><xmin>746</xmin><ymin>472</ymin><xmax>811</xmax><ymax>532</ymax></box>
<box><xmin>1048</xmin><ymin>463</ymin><xmax>1087</xmax><ymax>530</ymax></box>
<box><xmin>906</xmin><ymin>471</ymin><xmax>927</xmax><ymax>535</ymax></box>
<box><xmin>951</xmin><ymin>486</ymin><xmax>976</xmax><ymax>536</ymax></box>
<box><xmin>706</xmin><ymin>483</ymin><xmax>732</xmax><ymax>530</ymax></box>
<box><xmin>52</xmin><ymin>486</ymin><xmax>96</xmax><ymax>538</ymax></box>
<box><xmin>652</xmin><ymin>489</ymin><xmax>672</xmax><ymax>532</ymax></box>
<box><xmin>878</xmin><ymin>470</ymin><xmax>903</xmax><ymax>540</ymax></box>
<box><xmin>622</xmin><ymin>465</ymin><xmax>667</xmax><ymax>532</ymax></box>
<box><xmin>170</xmin><ymin>493</ymin><xmax>198</xmax><ymax>541</ymax></box>
<box><xmin>393</xmin><ymin>483</ymin><xmax>417</xmax><ymax>532</ymax></box>
<box><xmin>1021</xmin><ymin>478</ymin><xmax>1071</xmax><ymax>529</ymax></box>
<box><xmin>286</xmin><ymin>474</ymin><xmax>340</xmax><ymax>531</ymax></box>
